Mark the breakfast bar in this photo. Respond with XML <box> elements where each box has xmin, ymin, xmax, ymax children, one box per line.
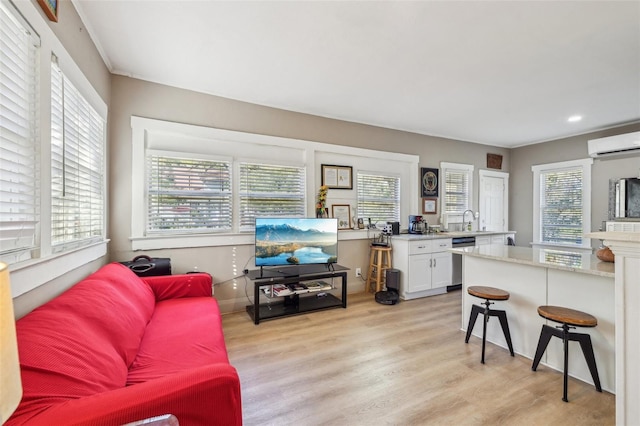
<box><xmin>452</xmin><ymin>244</ymin><xmax>615</xmax><ymax>392</ymax></box>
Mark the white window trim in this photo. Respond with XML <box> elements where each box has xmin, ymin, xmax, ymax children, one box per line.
<box><xmin>440</xmin><ymin>162</ymin><xmax>474</xmax><ymax>225</ymax></box>
<box><xmin>532</xmin><ymin>158</ymin><xmax>593</xmax><ymax>250</ymax></box>
<box><xmin>7</xmin><ymin>0</ymin><xmax>108</xmax><ymax>297</ymax></box>
<box><xmin>131</xmin><ymin>116</ymin><xmax>419</xmax><ymax>250</ymax></box>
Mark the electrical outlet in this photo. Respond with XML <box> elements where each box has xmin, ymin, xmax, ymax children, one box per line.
<box><xmin>355</xmin><ymin>268</ymin><xmax>362</xmax><ymax>277</ymax></box>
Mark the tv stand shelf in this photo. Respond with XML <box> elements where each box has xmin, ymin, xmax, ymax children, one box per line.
<box><xmin>245</xmin><ymin>264</ymin><xmax>349</xmax><ymax>324</ymax></box>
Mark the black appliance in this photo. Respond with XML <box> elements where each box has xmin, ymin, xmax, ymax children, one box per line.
<box><xmin>375</xmin><ymin>269</ymin><xmax>400</xmax><ymax>305</ymax></box>
<box><xmin>614</xmin><ymin>178</ymin><xmax>640</xmax><ymax>219</ymax></box>
<box><xmin>387</xmin><ymin>221</ymin><xmax>400</xmax><ymax>235</ymax></box>
<box><xmin>408</xmin><ymin>215</ymin><xmax>425</xmax><ymax>234</ymax></box>
<box><xmin>450</xmin><ymin>236</ymin><xmax>475</xmax><ymax>292</ymax></box>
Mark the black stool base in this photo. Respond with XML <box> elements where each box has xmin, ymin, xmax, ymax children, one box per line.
<box><xmin>531</xmin><ymin>324</ymin><xmax>602</xmax><ymax>402</ymax></box>
<box><xmin>465</xmin><ymin>303</ymin><xmax>514</xmax><ymax>364</ymax></box>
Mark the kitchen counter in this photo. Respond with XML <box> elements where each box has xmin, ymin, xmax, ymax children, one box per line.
<box><xmin>451</xmin><ymin>244</ymin><xmax>614</xmax><ymax>278</ymax></box>
<box><xmin>391</xmin><ymin>230</ymin><xmax>516</xmax><ymax>241</ymax></box>
<box><xmin>457</xmin><ymin>243</ymin><xmax>615</xmax><ymax>393</ymax></box>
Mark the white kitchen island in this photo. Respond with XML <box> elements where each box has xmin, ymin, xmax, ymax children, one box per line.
<box><xmin>452</xmin><ymin>244</ymin><xmax>615</xmax><ymax>393</ymax></box>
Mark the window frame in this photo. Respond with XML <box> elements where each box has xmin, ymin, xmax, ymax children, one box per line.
<box><xmin>3</xmin><ymin>0</ymin><xmax>108</xmax><ymax>298</ymax></box>
<box><xmin>131</xmin><ymin>116</ymin><xmax>420</xmax><ymax>250</ymax></box>
<box><xmin>532</xmin><ymin>158</ymin><xmax>593</xmax><ymax>250</ymax></box>
<box><xmin>50</xmin><ymin>59</ymin><xmax>106</xmax><ymax>253</ymax></box>
<box><xmin>441</xmin><ymin>161</ymin><xmax>474</xmax><ymax>224</ymax></box>
<box><xmin>356</xmin><ymin>171</ymin><xmax>401</xmax><ymax>225</ymax></box>
<box><xmin>0</xmin><ymin>0</ymin><xmax>40</xmax><ymax>265</ymax></box>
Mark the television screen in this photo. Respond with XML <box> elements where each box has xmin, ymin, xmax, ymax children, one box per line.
<box><xmin>255</xmin><ymin>218</ymin><xmax>338</xmax><ymax>267</ymax></box>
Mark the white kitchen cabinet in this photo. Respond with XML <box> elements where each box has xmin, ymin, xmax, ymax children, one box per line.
<box><xmin>392</xmin><ymin>237</ymin><xmax>452</xmax><ymax>300</ymax></box>
<box><xmin>476</xmin><ymin>233</ymin><xmax>515</xmax><ymax>246</ymax></box>
<box><xmin>475</xmin><ymin>235</ymin><xmax>492</xmax><ymax>246</ymax></box>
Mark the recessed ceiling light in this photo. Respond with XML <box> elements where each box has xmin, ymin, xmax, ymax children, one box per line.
<box><xmin>568</xmin><ymin>115</ymin><xmax>582</xmax><ymax>122</ymax></box>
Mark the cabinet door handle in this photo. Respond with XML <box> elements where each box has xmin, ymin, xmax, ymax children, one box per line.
<box><xmin>433</xmin><ymin>258</ymin><xmax>437</xmax><ymax>268</ymax></box>
<box><xmin>429</xmin><ymin>259</ymin><xmax>432</xmax><ymax>268</ymax></box>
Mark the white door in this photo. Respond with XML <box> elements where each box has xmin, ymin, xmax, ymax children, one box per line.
<box><xmin>479</xmin><ymin>170</ymin><xmax>509</xmax><ymax>232</ymax></box>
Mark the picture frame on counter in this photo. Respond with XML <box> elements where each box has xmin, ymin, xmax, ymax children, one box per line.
<box><xmin>331</xmin><ymin>204</ymin><xmax>352</xmax><ymax>230</ymax></box>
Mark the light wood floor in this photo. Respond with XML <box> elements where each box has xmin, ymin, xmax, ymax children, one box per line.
<box><xmin>222</xmin><ymin>289</ymin><xmax>615</xmax><ymax>426</ymax></box>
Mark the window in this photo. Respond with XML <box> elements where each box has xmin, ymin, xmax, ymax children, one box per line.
<box><xmin>147</xmin><ymin>154</ymin><xmax>232</xmax><ymax>233</ymax></box>
<box><xmin>0</xmin><ymin>1</ymin><xmax>40</xmax><ymax>264</ymax></box>
<box><xmin>441</xmin><ymin>162</ymin><xmax>474</xmax><ymax>222</ymax></box>
<box><xmin>532</xmin><ymin>159</ymin><xmax>592</xmax><ymax>249</ymax></box>
<box><xmin>238</xmin><ymin>162</ymin><xmax>305</xmax><ymax>229</ymax></box>
<box><xmin>144</xmin><ymin>153</ymin><xmax>306</xmax><ymax>236</ymax></box>
<box><xmin>50</xmin><ymin>60</ymin><xmax>106</xmax><ymax>252</ymax></box>
<box><xmin>357</xmin><ymin>172</ymin><xmax>400</xmax><ymax>223</ymax></box>
<box><xmin>131</xmin><ymin>117</ymin><xmax>419</xmax><ymax>250</ymax></box>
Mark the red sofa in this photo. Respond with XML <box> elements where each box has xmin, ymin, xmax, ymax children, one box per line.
<box><xmin>7</xmin><ymin>263</ymin><xmax>242</xmax><ymax>426</ymax></box>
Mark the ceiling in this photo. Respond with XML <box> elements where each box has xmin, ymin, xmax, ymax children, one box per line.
<box><xmin>73</xmin><ymin>1</ymin><xmax>640</xmax><ymax>148</ymax></box>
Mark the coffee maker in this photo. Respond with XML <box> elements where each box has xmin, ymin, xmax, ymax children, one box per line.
<box><xmin>408</xmin><ymin>215</ymin><xmax>425</xmax><ymax>234</ymax></box>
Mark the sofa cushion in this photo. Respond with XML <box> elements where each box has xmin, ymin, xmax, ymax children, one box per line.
<box><xmin>15</xmin><ymin>263</ymin><xmax>156</xmax><ymax>418</ymax></box>
<box><xmin>127</xmin><ymin>297</ymin><xmax>229</xmax><ymax>385</ymax></box>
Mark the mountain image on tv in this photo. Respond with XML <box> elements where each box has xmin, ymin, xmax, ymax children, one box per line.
<box><xmin>255</xmin><ymin>218</ymin><xmax>338</xmax><ymax>266</ymax></box>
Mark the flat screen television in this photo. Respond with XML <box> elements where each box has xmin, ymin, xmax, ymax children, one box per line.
<box><xmin>254</xmin><ymin>217</ymin><xmax>338</xmax><ymax>269</ymax></box>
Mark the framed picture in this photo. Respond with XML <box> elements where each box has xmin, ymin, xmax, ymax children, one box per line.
<box><xmin>487</xmin><ymin>153</ymin><xmax>503</xmax><ymax>170</ymax></box>
<box><xmin>421</xmin><ymin>167</ymin><xmax>439</xmax><ymax>197</ymax></box>
<box><xmin>331</xmin><ymin>204</ymin><xmax>352</xmax><ymax>230</ymax></box>
<box><xmin>423</xmin><ymin>198</ymin><xmax>437</xmax><ymax>214</ymax></box>
<box><xmin>321</xmin><ymin>164</ymin><xmax>353</xmax><ymax>189</ymax></box>
<box><xmin>37</xmin><ymin>0</ymin><xmax>58</xmax><ymax>22</ymax></box>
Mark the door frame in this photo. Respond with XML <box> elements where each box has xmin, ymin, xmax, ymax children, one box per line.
<box><xmin>479</xmin><ymin>169</ymin><xmax>509</xmax><ymax>232</ymax></box>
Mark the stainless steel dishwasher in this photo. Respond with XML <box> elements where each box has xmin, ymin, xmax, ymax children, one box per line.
<box><xmin>449</xmin><ymin>236</ymin><xmax>476</xmax><ymax>291</ymax></box>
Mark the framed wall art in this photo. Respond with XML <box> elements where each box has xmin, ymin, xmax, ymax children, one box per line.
<box><xmin>37</xmin><ymin>0</ymin><xmax>58</xmax><ymax>22</ymax></box>
<box><xmin>321</xmin><ymin>164</ymin><xmax>352</xmax><ymax>189</ymax></box>
<box><xmin>423</xmin><ymin>198</ymin><xmax>437</xmax><ymax>214</ymax></box>
<box><xmin>487</xmin><ymin>153</ymin><xmax>503</xmax><ymax>170</ymax></box>
<box><xmin>421</xmin><ymin>167</ymin><xmax>438</xmax><ymax>197</ymax></box>
<box><xmin>331</xmin><ymin>204</ymin><xmax>352</xmax><ymax>230</ymax></box>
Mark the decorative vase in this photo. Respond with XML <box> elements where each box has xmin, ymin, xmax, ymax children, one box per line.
<box><xmin>596</xmin><ymin>246</ymin><xmax>615</xmax><ymax>263</ymax></box>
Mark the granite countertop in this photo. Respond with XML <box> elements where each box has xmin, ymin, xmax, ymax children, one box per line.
<box><xmin>450</xmin><ymin>244</ymin><xmax>615</xmax><ymax>278</ymax></box>
<box><xmin>391</xmin><ymin>230</ymin><xmax>516</xmax><ymax>241</ymax></box>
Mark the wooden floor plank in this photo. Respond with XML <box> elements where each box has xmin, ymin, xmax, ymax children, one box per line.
<box><xmin>222</xmin><ymin>290</ymin><xmax>615</xmax><ymax>425</ymax></box>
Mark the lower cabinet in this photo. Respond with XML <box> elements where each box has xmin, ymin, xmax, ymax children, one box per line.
<box><xmin>392</xmin><ymin>238</ymin><xmax>452</xmax><ymax>300</ymax></box>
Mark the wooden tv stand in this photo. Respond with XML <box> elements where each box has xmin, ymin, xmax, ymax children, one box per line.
<box><xmin>245</xmin><ymin>264</ymin><xmax>349</xmax><ymax>324</ymax></box>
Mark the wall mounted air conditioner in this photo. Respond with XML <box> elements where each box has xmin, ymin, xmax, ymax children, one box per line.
<box><xmin>588</xmin><ymin>131</ymin><xmax>640</xmax><ymax>158</ymax></box>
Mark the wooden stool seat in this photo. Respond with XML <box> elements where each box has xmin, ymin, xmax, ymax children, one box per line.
<box><xmin>532</xmin><ymin>305</ymin><xmax>602</xmax><ymax>402</ymax></box>
<box><xmin>465</xmin><ymin>285</ymin><xmax>514</xmax><ymax>363</ymax></box>
<box><xmin>537</xmin><ymin>305</ymin><xmax>597</xmax><ymax>327</ymax></box>
<box><xmin>365</xmin><ymin>245</ymin><xmax>392</xmax><ymax>293</ymax></box>
<box><xmin>468</xmin><ymin>286</ymin><xmax>510</xmax><ymax>301</ymax></box>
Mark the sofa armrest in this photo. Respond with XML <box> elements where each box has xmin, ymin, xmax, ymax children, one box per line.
<box><xmin>25</xmin><ymin>364</ymin><xmax>241</xmax><ymax>426</ymax></box>
<box><xmin>142</xmin><ymin>273</ymin><xmax>213</xmax><ymax>300</ymax></box>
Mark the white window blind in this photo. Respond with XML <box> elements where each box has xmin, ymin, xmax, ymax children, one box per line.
<box><xmin>444</xmin><ymin>168</ymin><xmax>470</xmax><ymax>214</ymax></box>
<box><xmin>539</xmin><ymin>167</ymin><xmax>584</xmax><ymax>246</ymax></box>
<box><xmin>532</xmin><ymin>158</ymin><xmax>592</xmax><ymax>249</ymax></box>
<box><xmin>51</xmin><ymin>60</ymin><xmax>105</xmax><ymax>251</ymax></box>
<box><xmin>0</xmin><ymin>2</ymin><xmax>40</xmax><ymax>264</ymax></box>
<box><xmin>357</xmin><ymin>172</ymin><xmax>400</xmax><ymax>223</ymax></box>
<box><xmin>239</xmin><ymin>162</ymin><xmax>305</xmax><ymax>229</ymax></box>
<box><xmin>147</xmin><ymin>154</ymin><xmax>232</xmax><ymax>233</ymax></box>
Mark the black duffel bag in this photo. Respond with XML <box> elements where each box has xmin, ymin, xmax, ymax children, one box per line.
<box><xmin>120</xmin><ymin>255</ymin><xmax>172</xmax><ymax>277</ymax></box>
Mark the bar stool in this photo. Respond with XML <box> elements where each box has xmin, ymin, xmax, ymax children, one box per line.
<box><xmin>365</xmin><ymin>245</ymin><xmax>392</xmax><ymax>293</ymax></box>
<box><xmin>532</xmin><ymin>305</ymin><xmax>602</xmax><ymax>402</ymax></box>
<box><xmin>465</xmin><ymin>286</ymin><xmax>515</xmax><ymax>364</ymax></box>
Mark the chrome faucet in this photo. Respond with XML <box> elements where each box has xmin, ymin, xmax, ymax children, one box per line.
<box><xmin>463</xmin><ymin>210</ymin><xmax>475</xmax><ymax>231</ymax></box>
